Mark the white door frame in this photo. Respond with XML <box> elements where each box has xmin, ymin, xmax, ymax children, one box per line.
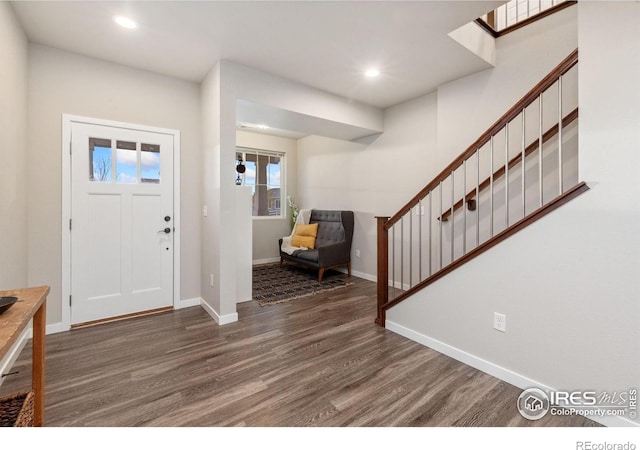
<box><xmin>61</xmin><ymin>114</ymin><xmax>181</xmax><ymax>331</ymax></box>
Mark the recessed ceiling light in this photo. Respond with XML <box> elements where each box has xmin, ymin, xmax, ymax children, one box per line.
<box><xmin>114</xmin><ymin>16</ymin><xmax>137</xmax><ymax>29</ymax></box>
<box><xmin>365</xmin><ymin>68</ymin><xmax>381</xmax><ymax>78</ymax></box>
<box><xmin>256</xmin><ymin>124</ymin><xmax>270</xmax><ymax>130</ymax></box>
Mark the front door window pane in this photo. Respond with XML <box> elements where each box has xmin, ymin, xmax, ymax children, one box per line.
<box><xmin>89</xmin><ymin>137</ymin><xmax>112</xmax><ymax>182</ymax></box>
<box><xmin>141</xmin><ymin>143</ymin><xmax>161</xmax><ymax>184</ymax></box>
<box><xmin>116</xmin><ymin>140</ymin><xmax>137</xmax><ymax>184</ymax></box>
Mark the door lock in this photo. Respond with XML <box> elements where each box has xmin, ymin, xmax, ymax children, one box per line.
<box><xmin>158</xmin><ymin>227</ymin><xmax>171</xmax><ymax>234</ymax></box>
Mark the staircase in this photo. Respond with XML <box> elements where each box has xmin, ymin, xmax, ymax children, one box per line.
<box><xmin>375</xmin><ymin>49</ymin><xmax>588</xmax><ymax>327</ymax></box>
<box><xmin>476</xmin><ymin>0</ymin><xmax>576</xmax><ymax>37</ymax></box>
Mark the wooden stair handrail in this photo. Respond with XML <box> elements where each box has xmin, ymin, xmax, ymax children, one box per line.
<box><xmin>381</xmin><ymin>182</ymin><xmax>590</xmax><ymax>313</ymax></box>
<box><xmin>385</xmin><ymin>48</ymin><xmax>578</xmax><ymax>230</ymax></box>
<box><xmin>376</xmin><ymin>49</ymin><xmax>583</xmax><ymax>327</ymax></box>
<box><xmin>439</xmin><ymin>107</ymin><xmax>579</xmax><ymax>221</ymax></box>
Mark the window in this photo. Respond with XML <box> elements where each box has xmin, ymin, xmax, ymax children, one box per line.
<box><xmin>89</xmin><ymin>138</ymin><xmax>161</xmax><ymax>184</ymax></box>
<box><xmin>89</xmin><ymin>138</ymin><xmax>112</xmax><ymax>182</ymax></box>
<box><xmin>236</xmin><ymin>148</ymin><xmax>284</xmax><ymax>217</ymax></box>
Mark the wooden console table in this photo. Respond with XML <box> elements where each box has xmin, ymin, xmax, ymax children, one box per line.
<box><xmin>0</xmin><ymin>286</ymin><xmax>49</xmax><ymax>426</ymax></box>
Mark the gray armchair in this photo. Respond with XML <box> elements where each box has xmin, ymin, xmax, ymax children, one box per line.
<box><xmin>279</xmin><ymin>210</ymin><xmax>354</xmax><ymax>282</ymax></box>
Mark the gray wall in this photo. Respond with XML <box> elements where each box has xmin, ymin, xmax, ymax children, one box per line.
<box><xmin>27</xmin><ymin>44</ymin><xmax>202</xmax><ymax>325</ymax></box>
<box><xmin>0</xmin><ymin>4</ymin><xmax>28</xmax><ymax>290</ymax></box>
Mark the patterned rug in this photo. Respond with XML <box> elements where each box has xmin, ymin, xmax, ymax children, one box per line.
<box><xmin>253</xmin><ymin>263</ymin><xmax>354</xmax><ymax>306</ymax></box>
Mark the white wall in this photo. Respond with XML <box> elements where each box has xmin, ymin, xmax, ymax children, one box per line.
<box><xmin>448</xmin><ymin>21</ymin><xmax>496</xmax><ymax>66</ymax></box>
<box><xmin>235</xmin><ymin>186</ymin><xmax>252</xmax><ymax>303</ymax></box>
<box><xmin>27</xmin><ymin>44</ymin><xmax>202</xmax><ymax>325</ymax></box>
<box><xmin>437</xmin><ymin>5</ymin><xmax>578</xmax><ymax>168</ymax></box>
<box><xmin>236</xmin><ymin>130</ymin><xmax>298</xmax><ymax>263</ymax></box>
<box><xmin>297</xmin><ymin>93</ymin><xmax>438</xmax><ymax>279</ymax></box>
<box><xmin>387</xmin><ymin>2</ymin><xmax>639</xmax><ymax>426</ymax></box>
<box><xmin>200</xmin><ymin>62</ymin><xmax>224</xmax><ymax>318</ymax></box>
<box><xmin>0</xmin><ymin>3</ymin><xmax>28</xmax><ymax>290</ymax></box>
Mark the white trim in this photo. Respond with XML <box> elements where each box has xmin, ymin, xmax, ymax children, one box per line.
<box><xmin>0</xmin><ymin>327</ymin><xmax>30</xmax><ymax>388</ymax></box>
<box><xmin>61</xmin><ymin>116</ymin><xmax>72</xmax><ymax>331</ymax></box>
<box><xmin>351</xmin><ymin>269</ymin><xmax>376</xmax><ymax>283</ymax></box>
<box><xmin>176</xmin><ymin>297</ymin><xmax>201</xmax><ymax>309</ymax></box>
<box><xmin>386</xmin><ymin>320</ymin><xmax>639</xmax><ymax>427</ymax></box>
<box><xmin>253</xmin><ymin>257</ymin><xmax>281</xmax><ymax>265</ymax></box>
<box><xmin>335</xmin><ymin>267</ymin><xmax>377</xmax><ymax>283</ymax></box>
<box><xmin>172</xmin><ymin>131</ymin><xmax>182</xmax><ymax>316</ymax></box>
<box><xmin>46</xmin><ymin>322</ymin><xmax>67</xmax><ymax>335</ymax></box>
<box><xmin>199</xmin><ymin>299</ymin><xmax>238</xmax><ymax>325</ymax></box>
<box><xmin>252</xmin><ymin>216</ymin><xmax>285</xmax><ymax>221</ymax></box>
<box><xmin>61</xmin><ymin>114</ymin><xmax>181</xmax><ymax>329</ymax></box>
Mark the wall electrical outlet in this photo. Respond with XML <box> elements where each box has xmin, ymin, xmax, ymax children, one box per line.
<box><xmin>493</xmin><ymin>312</ymin><xmax>506</xmax><ymax>332</ymax></box>
<box><xmin>210</xmin><ymin>274</ymin><xmax>214</xmax><ymax>287</ymax></box>
<box><xmin>202</xmin><ymin>205</ymin><xmax>208</xmax><ymax>217</ymax></box>
<box><xmin>355</xmin><ymin>249</ymin><xmax>361</xmax><ymax>257</ymax></box>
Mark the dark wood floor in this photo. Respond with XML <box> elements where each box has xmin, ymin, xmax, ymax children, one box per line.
<box><xmin>0</xmin><ymin>276</ymin><xmax>598</xmax><ymax>427</ymax></box>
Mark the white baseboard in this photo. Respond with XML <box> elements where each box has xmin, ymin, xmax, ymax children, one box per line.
<box><xmin>334</xmin><ymin>267</ymin><xmax>376</xmax><ymax>283</ymax></box>
<box><xmin>337</xmin><ymin>268</ymin><xmax>412</xmax><ymax>290</ymax></box>
<box><xmin>352</xmin><ymin>269</ymin><xmax>376</xmax><ymax>283</ymax></box>
<box><xmin>0</xmin><ymin>327</ymin><xmax>31</xmax><ymax>388</ymax></box>
<box><xmin>336</xmin><ymin>267</ymin><xmax>411</xmax><ymax>290</ymax></box>
<box><xmin>46</xmin><ymin>322</ymin><xmax>67</xmax><ymax>335</ymax></box>
<box><xmin>176</xmin><ymin>297</ymin><xmax>201</xmax><ymax>309</ymax></box>
<box><xmin>386</xmin><ymin>320</ymin><xmax>638</xmax><ymax>428</ymax></box>
<box><xmin>253</xmin><ymin>257</ymin><xmax>280</xmax><ymax>265</ymax></box>
<box><xmin>199</xmin><ymin>299</ymin><xmax>238</xmax><ymax>325</ymax></box>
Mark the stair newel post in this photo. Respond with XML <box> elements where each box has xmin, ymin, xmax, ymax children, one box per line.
<box><xmin>375</xmin><ymin>216</ymin><xmax>390</xmax><ymax>327</ymax></box>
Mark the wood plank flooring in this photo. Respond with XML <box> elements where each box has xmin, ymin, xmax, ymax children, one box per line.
<box><xmin>0</xmin><ymin>277</ymin><xmax>598</xmax><ymax>427</ymax></box>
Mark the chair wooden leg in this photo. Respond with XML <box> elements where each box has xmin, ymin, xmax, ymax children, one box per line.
<box><xmin>318</xmin><ymin>268</ymin><xmax>325</xmax><ymax>282</ymax></box>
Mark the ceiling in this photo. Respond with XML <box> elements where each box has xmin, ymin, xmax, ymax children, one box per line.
<box><xmin>11</xmin><ymin>1</ymin><xmax>503</xmax><ymax>110</ymax></box>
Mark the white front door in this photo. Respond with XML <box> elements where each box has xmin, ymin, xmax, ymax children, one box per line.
<box><xmin>70</xmin><ymin>122</ymin><xmax>174</xmax><ymax>325</ymax></box>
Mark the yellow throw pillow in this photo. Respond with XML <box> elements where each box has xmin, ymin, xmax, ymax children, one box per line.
<box><xmin>295</xmin><ymin>223</ymin><xmax>318</xmax><ymax>238</ymax></box>
<box><xmin>292</xmin><ymin>234</ymin><xmax>316</xmax><ymax>249</ymax></box>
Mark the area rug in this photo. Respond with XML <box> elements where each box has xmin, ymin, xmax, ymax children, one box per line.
<box><xmin>253</xmin><ymin>263</ymin><xmax>354</xmax><ymax>306</ymax></box>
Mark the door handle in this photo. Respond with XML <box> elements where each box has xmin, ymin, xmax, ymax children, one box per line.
<box><xmin>158</xmin><ymin>227</ymin><xmax>171</xmax><ymax>234</ymax></box>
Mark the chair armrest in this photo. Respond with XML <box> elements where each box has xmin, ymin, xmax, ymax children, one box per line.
<box><xmin>317</xmin><ymin>240</ymin><xmax>350</xmax><ymax>267</ymax></box>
